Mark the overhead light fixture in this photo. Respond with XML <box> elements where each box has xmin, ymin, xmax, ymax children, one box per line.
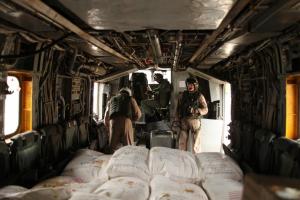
<box><xmin>93</xmin><ymin>26</ymin><xmax>104</xmax><ymax>30</ymax></box>
<box><xmin>91</xmin><ymin>45</ymin><xmax>98</xmax><ymax>50</ymax></box>
<box><xmin>224</xmin><ymin>43</ymin><xmax>236</xmax><ymax>56</ymax></box>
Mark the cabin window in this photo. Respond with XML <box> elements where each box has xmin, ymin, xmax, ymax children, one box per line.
<box><xmin>286</xmin><ymin>76</ymin><xmax>300</xmax><ymax>139</ymax></box>
<box><xmin>4</xmin><ymin>76</ymin><xmax>21</xmax><ymax>135</ymax></box>
<box><xmin>93</xmin><ymin>82</ymin><xmax>105</xmax><ymax>121</ymax></box>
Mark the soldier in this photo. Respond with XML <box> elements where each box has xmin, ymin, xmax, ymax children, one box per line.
<box><xmin>141</xmin><ymin>73</ymin><xmax>171</xmax><ymax>118</ymax></box>
<box><xmin>176</xmin><ymin>77</ymin><xmax>208</xmax><ymax>152</ymax></box>
<box><xmin>104</xmin><ymin>87</ymin><xmax>141</xmax><ymax>153</ymax></box>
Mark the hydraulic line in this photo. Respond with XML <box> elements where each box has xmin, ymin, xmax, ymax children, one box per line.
<box><xmin>0</xmin><ymin>33</ymin><xmax>71</xmax><ymax>59</ymax></box>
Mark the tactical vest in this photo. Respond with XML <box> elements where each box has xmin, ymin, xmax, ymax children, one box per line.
<box><xmin>109</xmin><ymin>94</ymin><xmax>132</xmax><ymax>119</ymax></box>
<box><xmin>180</xmin><ymin>90</ymin><xmax>202</xmax><ymax>118</ymax></box>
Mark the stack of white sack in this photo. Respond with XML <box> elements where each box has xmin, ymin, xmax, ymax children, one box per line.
<box><xmin>149</xmin><ymin>175</ymin><xmax>208</xmax><ymax>200</ymax></box>
<box><xmin>149</xmin><ymin>147</ymin><xmax>199</xmax><ymax>183</ymax></box>
<box><xmin>195</xmin><ymin>152</ymin><xmax>243</xmax><ymax>182</ymax></box>
<box><xmin>62</xmin><ymin>149</ymin><xmax>111</xmax><ymax>182</ymax></box>
<box><xmin>202</xmin><ymin>178</ymin><xmax>243</xmax><ymax>200</ymax></box>
<box><xmin>105</xmin><ymin>146</ymin><xmax>150</xmax><ymax>182</ymax></box>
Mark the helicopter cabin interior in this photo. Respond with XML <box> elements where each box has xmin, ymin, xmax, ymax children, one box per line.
<box><xmin>0</xmin><ymin>0</ymin><xmax>300</xmax><ymax>199</ymax></box>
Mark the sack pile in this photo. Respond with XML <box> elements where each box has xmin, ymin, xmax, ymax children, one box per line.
<box><xmin>0</xmin><ymin>147</ymin><xmax>244</xmax><ymax>200</ymax></box>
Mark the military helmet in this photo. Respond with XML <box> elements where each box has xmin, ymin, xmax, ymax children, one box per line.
<box><xmin>185</xmin><ymin>77</ymin><xmax>199</xmax><ymax>90</ymax></box>
<box><xmin>153</xmin><ymin>73</ymin><xmax>163</xmax><ymax>81</ymax></box>
<box><xmin>119</xmin><ymin>87</ymin><xmax>132</xmax><ymax>96</ymax></box>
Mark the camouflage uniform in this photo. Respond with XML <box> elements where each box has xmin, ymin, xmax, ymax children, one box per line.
<box><xmin>176</xmin><ymin>90</ymin><xmax>208</xmax><ymax>152</ymax></box>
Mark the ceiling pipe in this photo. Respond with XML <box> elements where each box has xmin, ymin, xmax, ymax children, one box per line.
<box><xmin>173</xmin><ymin>32</ymin><xmax>183</xmax><ymax>69</ymax></box>
<box><xmin>98</xmin><ymin>67</ymin><xmax>137</xmax><ymax>83</ymax></box>
<box><xmin>112</xmin><ymin>38</ymin><xmax>145</xmax><ymax>68</ymax></box>
<box><xmin>187</xmin><ymin>67</ymin><xmax>226</xmax><ymax>84</ymax></box>
<box><xmin>78</xmin><ymin>64</ymin><xmax>107</xmax><ymax>76</ymax></box>
<box><xmin>147</xmin><ymin>30</ymin><xmax>162</xmax><ymax>65</ymax></box>
<box><xmin>249</xmin><ymin>0</ymin><xmax>300</xmax><ymax>32</ymax></box>
<box><xmin>153</xmin><ymin>35</ymin><xmax>162</xmax><ymax>61</ymax></box>
<box><xmin>12</xmin><ymin>0</ymin><xmax>129</xmax><ymax>62</ymax></box>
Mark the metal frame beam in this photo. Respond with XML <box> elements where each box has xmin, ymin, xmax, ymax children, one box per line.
<box><xmin>97</xmin><ymin>67</ymin><xmax>137</xmax><ymax>83</ymax></box>
<box><xmin>189</xmin><ymin>0</ymin><xmax>252</xmax><ymax>63</ymax></box>
<box><xmin>12</xmin><ymin>0</ymin><xmax>129</xmax><ymax>62</ymax></box>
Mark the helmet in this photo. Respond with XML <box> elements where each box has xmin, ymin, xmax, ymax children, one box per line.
<box><xmin>153</xmin><ymin>73</ymin><xmax>163</xmax><ymax>81</ymax></box>
<box><xmin>119</xmin><ymin>87</ymin><xmax>132</xmax><ymax>96</ymax></box>
<box><xmin>185</xmin><ymin>77</ymin><xmax>199</xmax><ymax>90</ymax></box>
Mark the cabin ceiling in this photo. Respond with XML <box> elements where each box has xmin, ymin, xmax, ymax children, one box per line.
<box><xmin>0</xmin><ymin>0</ymin><xmax>299</xmax><ymax>79</ymax></box>
<box><xmin>58</xmin><ymin>0</ymin><xmax>236</xmax><ymax>31</ymax></box>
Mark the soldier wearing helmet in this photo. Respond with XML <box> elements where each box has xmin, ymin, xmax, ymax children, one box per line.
<box><xmin>176</xmin><ymin>77</ymin><xmax>208</xmax><ymax>152</ymax></box>
<box><xmin>141</xmin><ymin>73</ymin><xmax>171</xmax><ymax>119</ymax></box>
<box><xmin>104</xmin><ymin>87</ymin><xmax>141</xmax><ymax>153</ymax></box>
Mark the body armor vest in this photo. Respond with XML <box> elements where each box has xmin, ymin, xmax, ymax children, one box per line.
<box><xmin>109</xmin><ymin>94</ymin><xmax>132</xmax><ymax>119</ymax></box>
<box><xmin>180</xmin><ymin>90</ymin><xmax>202</xmax><ymax>118</ymax></box>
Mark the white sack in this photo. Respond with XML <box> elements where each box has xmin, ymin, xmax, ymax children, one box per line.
<box><xmin>1</xmin><ymin>176</ymin><xmax>107</xmax><ymax>200</ymax></box>
<box><xmin>33</xmin><ymin>176</ymin><xmax>84</xmax><ymax>188</ymax></box>
<box><xmin>62</xmin><ymin>153</ymin><xmax>111</xmax><ymax>182</ymax></box>
<box><xmin>202</xmin><ymin>178</ymin><xmax>243</xmax><ymax>200</ymax></box>
<box><xmin>92</xmin><ymin>177</ymin><xmax>149</xmax><ymax>200</ymax></box>
<box><xmin>74</xmin><ymin>148</ymin><xmax>105</xmax><ymax>157</ymax></box>
<box><xmin>0</xmin><ymin>187</ymin><xmax>73</xmax><ymax>200</ymax></box>
<box><xmin>0</xmin><ymin>185</ymin><xmax>28</xmax><ymax>194</ymax></box>
<box><xmin>63</xmin><ymin>149</ymin><xmax>107</xmax><ymax>171</ymax></box>
<box><xmin>150</xmin><ymin>175</ymin><xmax>208</xmax><ymax>200</ymax></box>
<box><xmin>69</xmin><ymin>192</ymin><xmax>121</xmax><ymax>200</ymax></box>
<box><xmin>0</xmin><ymin>185</ymin><xmax>28</xmax><ymax>199</ymax></box>
<box><xmin>65</xmin><ymin>149</ymin><xmax>105</xmax><ymax>168</ymax></box>
<box><xmin>196</xmin><ymin>152</ymin><xmax>243</xmax><ymax>181</ymax></box>
<box><xmin>32</xmin><ymin>177</ymin><xmax>107</xmax><ymax>199</ymax></box>
<box><xmin>149</xmin><ymin>147</ymin><xmax>199</xmax><ymax>183</ymax></box>
<box><xmin>106</xmin><ymin>146</ymin><xmax>150</xmax><ymax>182</ymax></box>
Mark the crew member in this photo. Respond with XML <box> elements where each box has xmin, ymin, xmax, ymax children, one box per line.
<box><xmin>104</xmin><ymin>87</ymin><xmax>141</xmax><ymax>153</ymax></box>
<box><xmin>176</xmin><ymin>77</ymin><xmax>208</xmax><ymax>152</ymax></box>
<box><xmin>141</xmin><ymin>73</ymin><xmax>171</xmax><ymax>118</ymax></box>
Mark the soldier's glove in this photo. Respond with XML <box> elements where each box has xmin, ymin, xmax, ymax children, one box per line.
<box><xmin>188</xmin><ymin>106</ymin><xmax>194</xmax><ymax>114</ymax></box>
<box><xmin>191</xmin><ymin>107</ymin><xmax>201</xmax><ymax>116</ymax></box>
<box><xmin>190</xmin><ymin>107</ymin><xmax>197</xmax><ymax>114</ymax></box>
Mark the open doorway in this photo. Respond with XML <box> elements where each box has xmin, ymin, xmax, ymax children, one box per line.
<box><xmin>183</xmin><ymin>68</ymin><xmax>232</xmax><ymax>153</ymax></box>
<box><xmin>197</xmin><ymin>81</ymin><xmax>231</xmax><ymax>152</ymax></box>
